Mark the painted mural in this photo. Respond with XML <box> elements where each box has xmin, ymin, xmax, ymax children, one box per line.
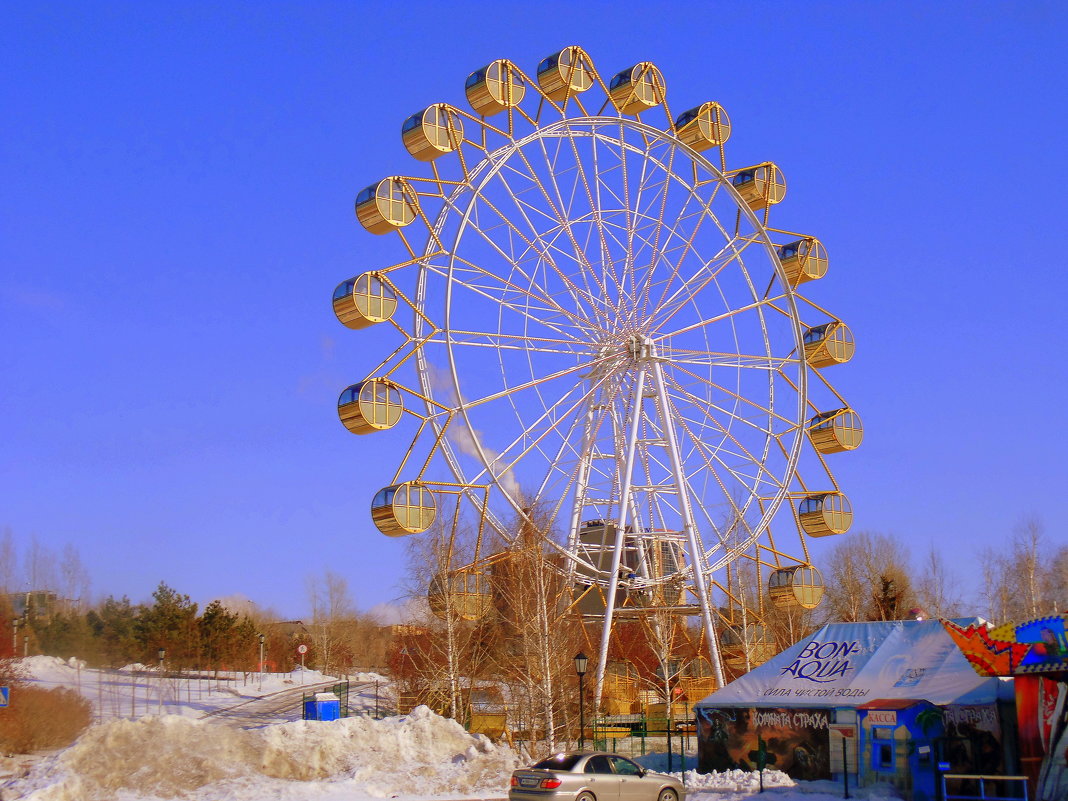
<box><xmin>696</xmin><ymin>706</ymin><xmax>830</xmax><ymax>780</ymax></box>
<box><xmin>942</xmin><ymin>614</ymin><xmax>1068</xmax><ymax>676</ymax></box>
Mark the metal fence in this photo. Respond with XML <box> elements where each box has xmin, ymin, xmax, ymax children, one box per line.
<box><xmin>592</xmin><ymin>715</ymin><xmax>698</xmax><ymax>768</ymax></box>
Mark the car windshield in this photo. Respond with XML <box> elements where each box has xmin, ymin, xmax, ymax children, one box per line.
<box><xmin>532</xmin><ymin>754</ymin><xmax>582</xmax><ymax>771</ymax></box>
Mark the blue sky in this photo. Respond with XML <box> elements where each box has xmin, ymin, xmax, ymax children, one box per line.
<box><xmin>3</xmin><ymin>2</ymin><xmax>1066</xmax><ymax>618</ymax></box>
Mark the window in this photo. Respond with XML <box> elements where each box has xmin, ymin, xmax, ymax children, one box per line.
<box><xmin>537</xmin><ymin>55</ymin><xmax>557</xmax><ymax>75</ymax></box>
<box><xmin>675</xmin><ymin>108</ymin><xmax>699</xmax><ymax>128</ymax></box>
<box><xmin>871</xmin><ymin>726</ymin><xmax>896</xmax><ymax>771</ymax></box>
<box><xmin>609</xmin><ymin>756</ymin><xmax>642</xmax><ymax>776</ymax></box>
<box><xmin>402</xmin><ymin>113</ymin><xmax>421</xmax><ymax>133</ymax></box>
<box><xmin>584</xmin><ymin>756</ymin><xmax>614</xmax><ymax>774</ymax></box>
<box><xmin>610</xmin><ymin>69</ymin><xmax>630</xmax><ymax>90</ymax></box>
<box><xmin>534</xmin><ymin>754</ymin><xmax>582</xmax><ymax>771</ymax></box>
<box><xmin>465</xmin><ymin>68</ymin><xmax>487</xmax><ymax>89</ymax></box>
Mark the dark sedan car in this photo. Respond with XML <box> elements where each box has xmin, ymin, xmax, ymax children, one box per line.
<box><xmin>509</xmin><ymin>751</ymin><xmax>686</xmax><ymax>801</ymax></box>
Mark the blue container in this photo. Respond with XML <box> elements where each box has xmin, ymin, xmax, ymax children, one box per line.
<box><xmin>308</xmin><ymin>692</ymin><xmax>341</xmax><ymax>721</ymax></box>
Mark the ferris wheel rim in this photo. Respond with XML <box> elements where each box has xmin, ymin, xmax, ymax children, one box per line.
<box><xmin>411</xmin><ymin>115</ymin><xmax>808</xmax><ymax>585</ymax></box>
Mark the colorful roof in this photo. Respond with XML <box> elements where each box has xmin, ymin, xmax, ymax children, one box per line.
<box><xmin>942</xmin><ymin>614</ymin><xmax>1068</xmax><ymax>676</ymax></box>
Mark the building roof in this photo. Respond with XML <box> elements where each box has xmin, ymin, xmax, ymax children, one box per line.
<box><xmin>697</xmin><ymin>619</ymin><xmax>1010</xmax><ymax>709</ymax></box>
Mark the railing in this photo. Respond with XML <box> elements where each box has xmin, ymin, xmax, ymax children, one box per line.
<box><xmin>942</xmin><ymin>774</ymin><xmax>1029</xmax><ymax>801</ymax></box>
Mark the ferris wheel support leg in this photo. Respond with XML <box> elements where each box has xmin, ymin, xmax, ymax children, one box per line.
<box><xmin>650</xmin><ymin>360</ymin><xmax>727</xmax><ymax>688</ymax></box>
<box><xmin>593</xmin><ymin>368</ymin><xmax>648</xmax><ymax>715</ymax></box>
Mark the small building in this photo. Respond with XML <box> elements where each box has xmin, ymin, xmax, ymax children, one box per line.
<box><xmin>695</xmin><ymin>619</ymin><xmax>1015</xmax><ymax>801</ymax></box>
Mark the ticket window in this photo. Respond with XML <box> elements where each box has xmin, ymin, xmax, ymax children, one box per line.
<box><xmin>872</xmin><ymin>727</ymin><xmax>896</xmax><ymax>772</ymax></box>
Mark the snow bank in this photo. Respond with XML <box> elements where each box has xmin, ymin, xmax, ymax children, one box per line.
<box><xmin>3</xmin><ymin>706</ymin><xmax>517</xmax><ymax>801</ymax></box>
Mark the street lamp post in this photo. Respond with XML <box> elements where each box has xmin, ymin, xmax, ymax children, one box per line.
<box><xmin>258</xmin><ymin>634</ymin><xmax>265</xmax><ymax>691</ymax></box>
<box><xmin>157</xmin><ymin>648</ymin><xmax>166</xmax><ymax>715</ymax></box>
<box><xmin>574</xmin><ymin>652</ymin><xmax>588</xmax><ymax>751</ymax></box>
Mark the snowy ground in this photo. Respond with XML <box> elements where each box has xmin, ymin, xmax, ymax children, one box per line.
<box><xmin>0</xmin><ymin>657</ymin><xmax>904</xmax><ymax>801</ymax></box>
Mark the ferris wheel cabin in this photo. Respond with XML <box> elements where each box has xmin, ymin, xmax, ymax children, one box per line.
<box><xmin>332</xmin><ymin>273</ymin><xmax>398</xmax><ymax>329</ymax></box>
<box><xmin>465</xmin><ymin>60</ymin><xmax>526</xmax><ymax>116</ymax></box>
<box><xmin>371</xmin><ymin>482</ymin><xmax>437</xmax><ymax>537</ymax></box>
<box><xmin>402</xmin><ymin>105</ymin><xmax>464</xmax><ymax>161</ymax></box>
<box><xmin>428</xmin><ymin>569</ymin><xmax>493</xmax><ymax>622</ymax></box>
<box><xmin>803</xmin><ymin>322</ymin><xmax>855</xmax><ymax>368</ymax></box>
<box><xmin>674</xmin><ymin>103</ymin><xmax>731</xmax><ymax>152</ymax></box>
<box><xmin>729</xmin><ymin>163</ymin><xmax>786</xmax><ymax>210</ymax></box>
<box><xmin>807</xmin><ymin>408</ymin><xmax>863</xmax><ymax>454</ymax></box>
<box><xmin>338</xmin><ymin>380</ymin><xmax>403</xmax><ymax>435</ymax></box>
<box><xmin>608</xmin><ymin>63</ymin><xmax>666</xmax><ymax>115</ymax></box>
<box><xmin>769</xmin><ymin>565</ymin><xmax>825</xmax><ymax>609</ymax></box>
<box><xmin>778</xmin><ymin>237</ymin><xmax>828</xmax><ymax>285</ymax></box>
<box><xmin>719</xmin><ymin>623</ymin><xmax>776</xmax><ymax>671</ymax></box>
<box><xmin>355</xmin><ymin>178</ymin><xmax>419</xmax><ymax>234</ymax></box>
<box><xmin>798</xmin><ymin>492</ymin><xmax>852</xmax><ymax>537</ymax></box>
<box><xmin>536</xmin><ymin>47</ymin><xmax>595</xmax><ymax>101</ymax></box>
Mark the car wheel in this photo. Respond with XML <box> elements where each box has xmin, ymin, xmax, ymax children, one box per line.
<box><xmin>577</xmin><ymin>792</ymin><xmax>596</xmax><ymax>801</ymax></box>
<box><xmin>658</xmin><ymin>790</ymin><xmax>678</xmax><ymax>801</ymax></box>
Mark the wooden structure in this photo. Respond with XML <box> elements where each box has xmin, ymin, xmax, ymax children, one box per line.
<box><xmin>402</xmin><ymin>104</ymin><xmax>464</xmax><ymax>161</ymax></box>
<box><xmin>536</xmin><ymin>46</ymin><xmax>595</xmax><ymax>101</ymax></box>
<box><xmin>807</xmin><ymin>408</ymin><xmax>863</xmax><ymax>453</ymax></box>
<box><xmin>332</xmin><ymin>272</ymin><xmax>397</xmax><ymax>329</ymax></box>
<box><xmin>803</xmin><ymin>321</ymin><xmax>855</xmax><ymax>367</ymax></box>
<box><xmin>355</xmin><ymin>178</ymin><xmax>418</xmax><ymax>234</ymax></box>
<box><xmin>371</xmin><ymin>482</ymin><xmax>436</xmax><ymax>536</ymax></box>
<box><xmin>674</xmin><ymin>102</ymin><xmax>731</xmax><ymax>151</ymax></box>
<box><xmin>777</xmin><ymin>237</ymin><xmax>828</xmax><ymax>285</ymax></box>
<box><xmin>768</xmin><ymin>565</ymin><xmax>825</xmax><ymax>609</ymax></box>
<box><xmin>338</xmin><ymin>380</ymin><xmax>403</xmax><ymax>435</ymax></box>
<box><xmin>728</xmin><ymin>163</ymin><xmax>786</xmax><ymax>210</ymax></box>
<box><xmin>465</xmin><ymin>60</ymin><xmax>526</xmax><ymax>116</ymax></box>
<box><xmin>797</xmin><ymin>492</ymin><xmax>852</xmax><ymax>537</ymax></box>
<box><xmin>607</xmin><ymin>63</ymin><xmax>665</xmax><ymax>114</ymax></box>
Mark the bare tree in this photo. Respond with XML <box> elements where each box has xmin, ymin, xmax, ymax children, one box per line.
<box><xmin>306</xmin><ymin>570</ymin><xmax>356</xmax><ymax>676</ymax></box>
<box><xmin>914</xmin><ymin>545</ymin><xmax>964</xmax><ymax>619</ymax></box>
<box><xmin>59</xmin><ymin>545</ymin><xmax>91</xmax><ymax>610</ymax></box>
<box><xmin>0</xmin><ymin>528</ymin><xmax>17</xmax><ymax>594</ymax></box>
<box><xmin>820</xmin><ymin>531</ymin><xmax>918</xmax><ymax>622</ymax></box>
<box><xmin>979</xmin><ymin>517</ymin><xmax>1064</xmax><ymax>623</ymax></box>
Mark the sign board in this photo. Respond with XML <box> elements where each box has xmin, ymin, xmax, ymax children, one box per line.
<box><xmin>297</xmin><ymin>644</ymin><xmax>308</xmax><ymax>654</ymax></box>
<box><xmin>938</xmin><ymin>761</ymin><xmax>951</xmax><ymax>772</ymax></box>
<box><xmin>866</xmin><ymin>710</ymin><xmax>897</xmax><ymax>726</ymax></box>
<box><xmin>829</xmin><ymin>723</ymin><xmax>857</xmax><ymax>773</ymax></box>
<box><xmin>0</xmin><ymin>686</ymin><xmax>8</xmax><ymax>708</ymax></box>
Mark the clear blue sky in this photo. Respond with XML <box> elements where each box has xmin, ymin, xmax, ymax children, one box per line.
<box><xmin>3</xmin><ymin>2</ymin><xmax>1066</xmax><ymax>618</ymax></box>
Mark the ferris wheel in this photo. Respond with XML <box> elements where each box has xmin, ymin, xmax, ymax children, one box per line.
<box><xmin>333</xmin><ymin>47</ymin><xmax>859</xmax><ymax>697</ymax></box>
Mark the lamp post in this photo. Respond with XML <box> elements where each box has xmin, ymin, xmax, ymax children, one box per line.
<box><xmin>11</xmin><ymin>619</ymin><xmax>17</xmax><ymax>657</ymax></box>
<box><xmin>574</xmin><ymin>652</ymin><xmax>588</xmax><ymax>751</ymax></box>
<box><xmin>157</xmin><ymin>648</ymin><xmax>166</xmax><ymax>715</ymax></box>
<box><xmin>258</xmin><ymin>634</ymin><xmax>265</xmax><ymax>691</ymax></box>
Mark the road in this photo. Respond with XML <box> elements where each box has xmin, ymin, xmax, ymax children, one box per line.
<box><xmin>201</xmin><ymin>679</ymin><xmax>381</xmax><ymax>728</ymax></box>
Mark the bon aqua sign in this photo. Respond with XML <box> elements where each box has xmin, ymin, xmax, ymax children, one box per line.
<box><xmin>761</xmin><ymin>638</ymin><xmax>870</xmax><ymax>700</ymax></box>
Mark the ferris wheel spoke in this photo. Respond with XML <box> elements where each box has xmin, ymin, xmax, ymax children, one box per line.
<box><xmin>665</xmin><ymin>359</ymin><xmax>798</xmax><ymax>430</ymax></box>
<box><xmin>640</xmin><ymin>180</ymin><xmax>731</xmax><ymax>324</ymax></box>
<box><xmin>650</xmin><ymin>235</ymin><xmax>763</xmax><ymax>335</ymax></box>
<box><xmin>663</xmin><ymin>350</ymin><xmax>801</xmax><ymax>370</ymax></box>
<box><xmin>484</xmin><ymin>165</ymin><xmax>610</xmax><ymax>320</ymax></box>
<box><xmin>456</xmin><ymin>180</ymin><xmax>606</xmax><ymax>324</ymax></box>
<box><xmin>655</xmin><ymin>290</ymin><xmax>791</xmax><ymax>343</ymax></box>
<box><xmin>513</xmin><ymin>136</ymin><xmax>613</xmax><ymax>310</ymax></box>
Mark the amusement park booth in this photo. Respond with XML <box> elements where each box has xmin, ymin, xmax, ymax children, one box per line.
<box><xmin>694</xmin><ymin>619</ymin><xmax>1015</xmax><ymax>801</ymax></box>
<box><xmin>943</xmin><ymin>614</ymin><xmax>1068</xmax><ymax>801</ymax></box>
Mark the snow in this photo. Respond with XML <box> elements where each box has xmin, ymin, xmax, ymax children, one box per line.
<box><xmin>0</xmin><ymin>657</ymin><xmax>904</xmax><ymax>801</ymax></box>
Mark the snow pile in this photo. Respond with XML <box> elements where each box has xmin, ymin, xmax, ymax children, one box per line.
<box><xmin>684</xmin><ymin>768</ymin><xmax>796</xmax><ymax>791</ymax></box>
<box><xmin>3</xmin><ymin>706</ymin><xmax>517</xmax><ymax>801</ymax></box>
